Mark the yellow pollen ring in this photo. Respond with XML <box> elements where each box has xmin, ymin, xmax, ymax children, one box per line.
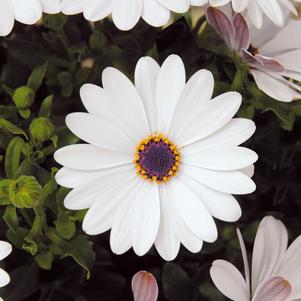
<box><xmin>134</xmin><ymin>133</ymin><xmax>181</xmax><ymax>184</ymax></box>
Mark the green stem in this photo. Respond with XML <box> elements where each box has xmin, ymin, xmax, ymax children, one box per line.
<box><xmin>231</xmin><ymin>53</ymin><xmax>248</xmax><ymax>91</ymax></box>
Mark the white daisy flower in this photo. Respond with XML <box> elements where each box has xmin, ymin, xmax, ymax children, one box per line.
<box><xmin>61</xmin><ymin>0</ymin><xmax>201</xmax><ymax>31</ymax></box>
<box><xmin>206</xmin><ymin>8</ymin><xmax>301</xmax><ymax>102</ymax></box>
<box><xmin>0</xmin><ymin>241</ymin><xmax>12</xmax><ymax>288</ymax></box>
<box><xmin>206</xmin><ymin>0</ymin><xmax>299</xmax><ymax>28</ymax></box>
<box><xmin>54</xmin><ymin>54</ymin><xmax>258</xmax><ymax>261</ymax></box>
<box><xmin>211</xmin><ymin>216</ymin><xmax>301</xmax><ymax>301</ymax></box>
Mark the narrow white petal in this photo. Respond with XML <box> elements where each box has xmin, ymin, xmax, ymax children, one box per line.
<box><xmin>0</xmin><ymin>241</ymin><xmax>12</xmax><ymax>261</ymax></box>
<box><xmin>169</xmin><ymin>69</ymin><xmax>214</xmax><ymax>139</ymax></box>
<box><xmin>181</xmin><ymin>174</ymin><xmax>242</xmax><ymax>222</ymax></box>
<box><xmin>155</xmin><ymin>55</ymin><xmax>186</xmax><ymax>132</ymax></box>
<box><xmin>158</xmin><ymin>0</ymin><xmax>190</xmax><ymax>13</ymax></box>
<box><xmin>231</xmin><ymin>0</ymin><xmax>249</xmax><ymax>12</ymax></box>
<box><xmin>182</xmin><ymin>118</ymin><xmax>256</xmax><ymax>155</ymax></box>
<box><xmin>54</xmin><ymin>144</ymin><xmax>131</xmax><ymax>170</ymax></box>
<box><xmin>61</xmin><ymin>0</ymin><xmax>84</xmax><ymax>14</ymax></box>
<box><xmin>182</xmin><ymin>147</ymin><xmax>258</xmax><ymax>171</ymax></box>
<box><xmin>142</xmin><ymin>0</ymin><xmax>170</xmax><ymax>27</ymax></box>
<box><xmin>176</xmin><ymin>92</ymin><xmax>242</xmax><ymax>147</ymax></box>
<box><xmin>247</xmin><ymin>0</ymin><xmax>262</xmax><ymax>29</ymax></box>
<box><xmin>168</xmin><ymin>178</ymin><xmax>218</xmax><ymax>242</ymax></box>
<box><xmin>0</xmin><ymin>268</ymin><xmax>10</xmax><ymax>288</ymax></box>
<box><xmin>11</xmin><ymin>0</ymin><xmax>42</xmax><ymax>25</ymax></box>
<box><xmin>210</xmin><ymin>260</ymin><xmax>250</xmax><ymax>301</ymax></box>
<box><xmin>0</xmin><ymin>0</ymin><xmax>14</xmax><ymax>36</ymax></box>
<box><xmin>102</xmin><ymin>67</ymin><xmax>150</xmax><ymax>141</ymax></box>
<box><xmin>131</xmin><ymin>183</ymin><xmax>160</xmax><ymax>256</ymax></box>
<box><xmin>252</xmin><ymin>216</ymin><xmax>288</xmax><ymax>293</ymax></box>
<box><xmin>65</xmin><ymin>112</ymin><xmax>135</xmax><ymax>151</ymax></box>
<box><xmin>40</xmin><ymin>0</ymin><xmax>61</xmax><ymax>14</ymax></box>
<box><xmin>63</xmin><ymin>165</ymin><xmax>135</xmax><ymax>210</ymax></box>
<box><xmin>112</xmin><ymin>0</ymin><xmax>143</xmax><ymax>30</ymax></box>
<box><xmin>155</xmin><ymin>185</ymin><xmax>181</xmax><ymax>261</ymax></box>
<box><xmin>135</xmin><ymin>57</ymin><xmax>160</xmax><ymax>132</ymax></box>
<box><xmin>257</xmin><ymin>0</ymin><xmax>284</xmax><ymax>27</ymax></box>
<box><xmin>182</xmin><ymin>164</ymin><xmax>256</xmax><ymax>194</ymax></box>
<box><xmin>83</xmin><ymin>0</ymin><xmax>112</xmax><ymax>22</ymax></box>
<box><xmin>251</xmin><ymin>69</ymin><xmax>294</xmax><ymax>102</ymax></box>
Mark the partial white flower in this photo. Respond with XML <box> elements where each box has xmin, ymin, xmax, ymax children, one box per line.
<box><xmin>211</xmin><ymin>216</ymin><xmax>301</xmax><ymax>301</ymax></box>
<box><xmin>0</xmin><ymin>241</ymin><xmax>12</xmax><ymax>288</ymax></box>
<box><xmin>132</xmin><ymin>271</ymin><xmax>158</xmax><ymax>301</ymax></box>
<box><xmin>0</xmin><ymin>0</ymin><xmax>42</xmax><ymax>36</ymax></box>
<box><xmin>206</xmin><ymin>0</ymin><xmax>299</xmax><ymax>28</ymax></box>
<box><xmin>206</xmin><ymin>8</ymin><xmax>301</xmax><ymax>102</ymax></box>
<box><xmin>40</xmin><ymin>0</ymin><xmax>61</xmax><ymax>14</ymax></box>
<box><xmin>61</xmin><ymin>0</ymin><xmax>202</xmax><ymax>30</ymax></box>
<box><xmin>54</xmin><ymin>54</ymin><xmax>257</xmax><ymax>261</ymax></box>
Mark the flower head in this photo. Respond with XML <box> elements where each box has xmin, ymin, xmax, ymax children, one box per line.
<box><xmin>54</xmin><ymin>54</ymin><xmax>257</xmax><ymax>261</ymax></box>
<box><xmin>210</xmin><ymin>216</ymin><xmax>301</xmax><ymax>301</ymax></box>
<box><xmin>0</xmin><ymin>241</ymin><xmax>12</xmax><ymax>288</ymax></box>
<box><xmin>205</xmin><ymin>0</ymin><xmax>299</xmax><ymax>28</ymax></box>
<box><xmin>206</xmin><ymin>7</ymin><xmax>301</xmax><ymax>102</ymax></box>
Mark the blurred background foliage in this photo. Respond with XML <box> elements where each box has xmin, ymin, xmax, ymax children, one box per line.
<box><xmin>0</xmin><ymin>11</ymin><xmax>300</xmax><ymax>301</ymax></box>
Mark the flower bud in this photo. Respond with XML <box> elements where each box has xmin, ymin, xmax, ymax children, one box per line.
<box><xmin>12</xmin><ymin>86</ymin><xmax>35</xmax><ymax>109</ymax></box>
<box><xmin>9</xmin><ymin>176</ymin><xmax>42</xmax><ymax>208</ymax></box>
<box><xmin>29</xmin><ymin>117</ymin><xmax>54</xmax><ymax>142</ymax></box>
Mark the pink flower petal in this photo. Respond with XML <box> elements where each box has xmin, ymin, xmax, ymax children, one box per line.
<box><xmin>252</xmin><ymin>276</ymin><xmax>292</xmax><ymax>301</ymax></box>
<box><xmin>132</xmin><ymin>271</ymin><xmax>159</xmax><ymax>301</ymax></box>
<box><xmin>232</xmin><ymin>13</ymin><xmax>250</xmax><ymax>50</ymax></box>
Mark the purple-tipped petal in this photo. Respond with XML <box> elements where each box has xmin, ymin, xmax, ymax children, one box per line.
<box><xmin>254</xmin><ymin>55</ymin><xmax>285</xmax><ymax>72</ymax></box>
<box><xmin>206</xmin><ymin>7</ymin><xmax>236</xmax><ymax>50</ymax></box>
<box><xmin>233</xmin><ymin>13</ymin><xmax>250</xmax><ymax>51</ymax></box>
<box><xmin>241</xmin><ymin>49</ymin><xmax>264</xmax><ymax>66</ymax></box>
<box><xmin>252</xmin><ymin>276</ymin><xmax>292</xmax><ymax>301</ymax></box>
<box><xmin>132</xmin><ymin>271</ymin><xmax>159</xmax><ymax>301</ymax></box>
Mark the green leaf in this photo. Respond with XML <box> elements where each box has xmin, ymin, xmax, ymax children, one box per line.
<box><xmin>0</xmin><ymin>118</ymin><xmax>28</xmax><ymax>139</ymax></box>
<box><xmin>55</xmin><ymin>212</ymin><xmax>76</xmax><ymax>239</ymax></box>
<box><xmin>2</xmin><ymin>83</ymin><xmax>14</xmax><ymax>96</ymax></box>
<box><xmin>27</xmin><ymin>62</ymin><xmax>48</xmax><ymax>92</ymax></box>
<box><xmin>12</xmin><ymin>86</ymin><xmax>35</xmax><ymax>109</ymax></box>
<box><xmin>39</xmin><ymin>95</ymin><xmax>53</xmax><ymax>118</ymax></box>
<box><xmin>3</xmin><ymin>205</ymin><xmax>19</xmax><ymax>231</ymax></box>
<box><xmin>46</xmin><ymin>228</ymin><xmax>95</xmax><ymax>278</ymax></box>
<box><xmin>0</xmin><ymin>105</ymin><xmax>17</xmax><ymax>119</ymax></box>
<box><xmin>34</xmin><ymin>251</ymin><xmax>54</xmax><ymax>270</ymax></box>
<box><xmin>5</xmin><ymin>137</ymin><xmax>24</xmax><ymax>179</ymax></box>
<box><xmin>18</xmin><ymin>108</ymin><xmax>31</xmax><ymax>119</ymax></box>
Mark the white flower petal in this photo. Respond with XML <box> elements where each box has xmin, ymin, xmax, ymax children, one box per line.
<box><xmin>252</xmin><ymin>216</ymin><xmax>288</xmax><ymax>292</ymax></box>
<box><xmin>209</xmin><ymin>0</ymin><xmax>231</xmax><ymax>6</ymax></box>
<box><xmin>257</xmin><ymin>0</ymin><xmax>284</xmax><ymax>27</ymax></box>
<box><xmin>155</xmin><ymin>185</ymin><xmax>181</xmax><ymax>261</ymax></box>
<box><xmin>169</xmin><ymin>69</ymin><xmax>214</xmax><ymax>140</ymax></box>
<box><xmin>210</xmin><ymin>260</ymin><xmax>250</xmax><ymax>301</ymax></box>
<box><xmin>182</xmin><ymin>118</ymin><xmax>256</xmax><ymax>155</ymax></box>
<box><xmin>112</xmin><ymin>0</ymin><xmax>143</xmax><ymax>30</ymax></box>
<box><xmin>0</xmin><ymin>0</ymin><xmax>14</xmax><ymax>36</ymax></box>
<box><xmin>0</xmin><ymin>241</ymin><xmax>12</xmax><ymax>261</ymax></box>
<box><xmin>61</xmin><ymin>0</ymin><xmax>84</xmax><ymax>14</ymax></box>
<box><xmin>66</xmin><ymin>112</ymin><xmax>135</xmax><ymax>151</ymax></box>
<box><xmin>11</xmin><ymin>0</ymin><xmax>42</xmax><ymax>25</ymax></box>
<box><xmin>0</xmin><ymin>268</ymin><xmax>10</xmax><ymax>288</ymax></box>
<box><xmin>142</xmin><ymin>0</ymin><xmax>170</xmax><ymax>27</ymax></box>
<box><xmin>155</xmin><ymin>54</ymin><xmax>186</xmax><ymax>132</ymax></box>
<box><xmin>102</xmin><ymin>67</ymin><xmax>150</xmax><ymax>141</ymax></box>
<box><xmin>251</xmin><ymin>69</ymin><xmax>295</xmax><ymax>102</ymax></box>
<box><xmin>168</xmin><ymin>178</ymin><xmax>218</xmax><ymax>242</ymax></box>
<box><xmin>131</xmin><ymin>183</ymin><xmax>160</xmax><ymax>256</ymax></box>
<box><xmin>252</xmin><ymin>276</ymin><xmax>292</xmax><ymax>301</ymax></box>
<box><xmin>158</xmin><ymin>0</ymin><xmax>190</xmax><ymax>13</ymax></box>
<box><xmin>241</xmin><ymin>165</ymin><xmax>255</xmax><ymax>178</ymax></box>
<box><xmin>182</xmin><ymin>164</ymin><xmax>256</xmax><ymax>194</ymax></box>
<box><xmin>176</xmin><ymin>91</ymin><xmax>242</xmax><ymax>147</ymax></box>
<box><xmin>182</xmin><ymin>147</ymin><xmax>258</xmax><ymax>171</ymax></box>
<box><xmin>82</xmin><ymin>176</ymin><xmax>137</xmax><ymax>235</ymax></box>
<box><xmin>54</xmin><ymin>144</ymin><xmax>131</xmax><ymax>170</ymax></box>
<box><xmin>247</xmin><ymin>0</ymin><xmax>262</xmax><ymax>29</ymax></box>
<box><xmin>135</xmin><ymin>57</ymin><xmax>160</xmax><ymax>132</ymax></box>
<box><xmin>83</xmin><ymin>0</ymin><xmax>112</xmax><ymax>22</ymax></box>
<box><xmin>231</xmin><ymin>0</ymin><xmax>249</xmax><ymax>12</ymax></box>
<box><xmin>40</xmin><ymin>0</ymin><xmax>61</xmax><ymax>14</ymax></box>
<box><xmin>63</xmin><ymin>165</ymin><xmax>135</xmax><ymax>210</ymax></box>
<box><xmin>181</xmin><ymin>174</ymin><xmax>242</xmax><ymax>222</ymax></box>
